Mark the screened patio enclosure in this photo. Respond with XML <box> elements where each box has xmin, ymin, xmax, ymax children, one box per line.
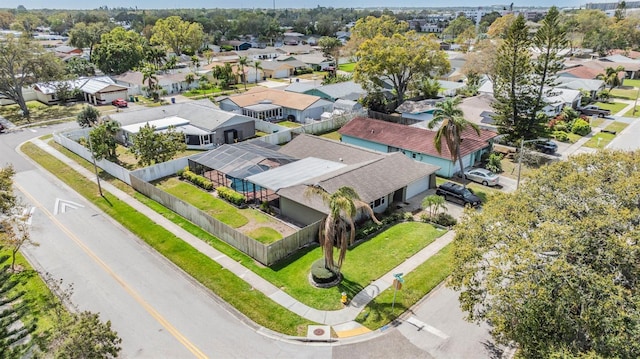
<box><xmin>188</xmin><ymin>141</ymin><xmax>298</xmax><ymax>203</ymax></box>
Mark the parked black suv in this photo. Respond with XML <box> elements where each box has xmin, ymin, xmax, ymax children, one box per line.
<box><xmin>436</xmin><ymin>182</ymin><xmax>482</xmax><ymax>207</ymax></box>
<box><xmin>534</xmin><ymin>140</ymin><xmax>558</xmax><ymax>154</ymax></box>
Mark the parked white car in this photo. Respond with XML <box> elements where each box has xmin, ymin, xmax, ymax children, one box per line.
<box><xmin>463</xmin><ymin>168</ymin><xmax>500</xmax><ymax>187</ymax></box>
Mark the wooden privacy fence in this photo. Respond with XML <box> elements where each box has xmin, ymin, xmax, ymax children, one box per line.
<box><xmin>130</xmin><ymin>172</ymin><xmax>320</xmax><ymax>266</ymax></box>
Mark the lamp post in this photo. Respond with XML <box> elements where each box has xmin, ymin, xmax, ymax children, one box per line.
<box><xmin>517</xmin><ymin>138</ymin><xmax>548</xmax><ymax>189</ymax></box>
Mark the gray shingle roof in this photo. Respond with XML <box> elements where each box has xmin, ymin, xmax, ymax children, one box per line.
<box><xmin>279</xmin><ymin>134</ymin><xmax>383</xmax><ymax>165</ymax></box>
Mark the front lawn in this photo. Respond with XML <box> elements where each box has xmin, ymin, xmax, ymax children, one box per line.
<box><xmin>257</xmin><ymin>222</ymin><xmax>445</xmax><ymax>310</ymax></box>
<box><xmin>245</xmin><ymin>227</ymin><xmax>282</xmax><ymax>244</ymax></box>
<box><xmin>356</xmin><ymin>242</ymin><xmax>454</xmax><ymax>329</ymax></box>
<box><xmin>583</xmin><ymin>121</ymin><xmax>629</xmax><ymax>148</ymax></box>
<box><xmin>594</xmin><ymin>101</ymin><xmax>628</xmax><ymax>115</ymax></box>
<box><xmin>0</xmin><ymin>101</ymin><xmax>111</xmax><ymax>126</ymax></box>
<box><xmin>338</xmin><ymin>63</ymin><xmax>356</xmax><ymax>72</ymax></box>
<box><xmin>623</xmin><ymin>106</ymin><xmax>640</xmax><ymax>118</ymax></box>
<box><xmin>622</xmin><ymin>79</ymin><xmax>640</xmax><ymax>87</ymax></box>
<box><xmin>609</xmin><ymin>87</ymin><xmax>638</xmax><ymax>100</ymax></box>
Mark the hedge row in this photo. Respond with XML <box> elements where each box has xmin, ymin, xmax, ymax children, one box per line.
<box><xmin>177</xmin><ymin>167</ymin><xmax>214</xmax><ymax>190</ymax></box>
<box><xmin>216</xmin><ymin>186</ymin><xmax>246</xmax><ymax>206</ymax></box>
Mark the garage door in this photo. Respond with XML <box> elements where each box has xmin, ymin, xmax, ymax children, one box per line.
<box><xmin>405</xmin><ymin>176</ymin><xmax>430</xmax><ymax>199</ymax></box>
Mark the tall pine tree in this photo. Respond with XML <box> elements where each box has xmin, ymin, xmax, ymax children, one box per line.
<box><xmin>492</xmin><ymin>15</ymin><xmax>543</xmax><ymax>142</ymax></box>
<box><xmin>531</xmin><ymin>7</ymin><xmax>568</xmax><ymax>127</ymax></box>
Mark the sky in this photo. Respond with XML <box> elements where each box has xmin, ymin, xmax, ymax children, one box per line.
<box><xmin>16</xmin><ymin>1</ymin><xmax>597</xmax><ymax>10</ymax></box>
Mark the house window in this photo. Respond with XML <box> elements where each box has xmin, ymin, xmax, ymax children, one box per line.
<box><xmin>370</xmin><ymin>196</ymin><xmax>386</xmax><ymax>208</ymax></box>
<box><xmin>412</xmin><ymin>153</ymin><xmax>417</xmax><ymax>159</ymax></box>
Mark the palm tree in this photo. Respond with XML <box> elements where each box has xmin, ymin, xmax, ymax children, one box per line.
<box><xmin>238</xmin><ymin>55</ymin><xmax>248</xmax><ymax>90</ymax></box>
<box><xmin>253</xmin><ymin>60</ymin><xmax>263</xmax><ymax>84</ymax></box>
<box><xmin>305</xmin><ymin>185</ymin><xmax>380</xmax><ymax>275</ymax></box>
<box><xmin>428</xmin><ymin>97</ymin><xmax>480</xmax><ymax>186</ymax></box>
<box><xmin>598</xmin><ymin>66</ymin><xmax>625</xmax><ymax>91</ymax></box>
<box><xmin>142</xmin><ymin>66</ymin><xmax>159</xmax><ymax>100</ymax></box>
<box><xmin>185</xmin><ymin>73</ymin><xmax>196</xmax><ymax>90</ymax></box>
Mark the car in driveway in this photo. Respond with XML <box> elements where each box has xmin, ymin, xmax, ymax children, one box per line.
<box><xmin>436</xmin><ymin>181</ymin><xmax>482</xmax><ymax>207</ymax></box>
<box><xmin>534</xmin><ymin>139</ymin><xmax>558</xmax><ymax>154</ymax></box>
<box><xmin>112</xmin><ymin>98</ymin><xmax>128</xmax><ymax>108</ymax></box>
<box><xmin>578</xmin><ymin>105</ymin><xmax>610</xmax><ymax>117</ymax></box>
<box><xmin>462</xmin><ymin>168</ymin><xmax>500</xmax><ymax>186</ymax></box>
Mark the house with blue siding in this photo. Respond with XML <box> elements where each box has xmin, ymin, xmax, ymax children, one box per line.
<box><xmin>339</xmin><ymin>117</ymin><xmax>498</xmax><ymax>178</ymax></box>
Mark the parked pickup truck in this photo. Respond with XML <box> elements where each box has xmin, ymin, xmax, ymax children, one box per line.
<box><xmin>578</xmin><ymin>105</ymin><xmax>611</xmax><ymax>117</ymax></box>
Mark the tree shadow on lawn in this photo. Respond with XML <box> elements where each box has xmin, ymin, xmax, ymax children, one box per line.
<box><xmin>337</xmin><ymin>276</ymin><xmax>365</xmax><ymax>299</ymax></box>
<box><xmin>267</xmin><ymin>243</ymin><xmax>319</xmax><ymax>272</ymax></box>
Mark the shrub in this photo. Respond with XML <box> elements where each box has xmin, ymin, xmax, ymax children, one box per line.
<box><xmin>552</xmin><ymin>130</ymin><xmax>570</xmax><ymax>142</ymax></box>
<box><xmin>311</xmin><ymin>259</ymin><xmax>338</xmax><ymax>284</ymax></box>
<box><xmin>486</xmin><ymin>152</ymin><xmax>503</xmax><ymax>173</ymax></box>
<box><xmin>419</xmin><ymin>213</ymin><xmax>430</xmax><ymax>223</ymax></box>
<box><xmin>179</xmin><ymin>169</ymin><xmax>213</xmax><ymax>190</ymax></box>
<box><xmin>433</xmin><ymin>213</ymin><xmax>457</xmax><ymax>227</ymax></box>
<box><xmin>176</xmin><ymin>166</ymin><xmax>188</xmax><ymax>177</ymax></box>
<box><xmin>216</xmin><ymin>186</ymin><xmax>246</xmax><ymax>206</ymax></box>
<box><xmin>403</xmin><ymin>212</ymin><xmax>414</xmax><ymax>221</ymax></box>
<box><xmin>552</xmin><ymin>121</ymin><xmax>568</xmax><ymax>132</ymax></box>
<box><xmin>571</xmin><ymin>118</ymin><xmax>592</xmax><ymax>136</ymax></box>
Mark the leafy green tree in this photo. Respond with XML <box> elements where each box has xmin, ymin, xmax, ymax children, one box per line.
<box><xmin>51</xmin><ymin>311</ymin><xmax>121</xmax><ymax>359</ymax></box>
<box><xmin>531</xmin><ymin>7</ymin><xmax>568</xmax><ymax>126</ymax></box>
<box><xmin>93</xmin><ymin>27</ymin><xmax>145</xmax><ymax>75</ymax></box>
<box><xmin>0</xmin><ymin>35</ymin><xmax>64</xmax><ymax>118</ymax></box>
<box><xmin>492</xmin><ymin>15</ymin><xmax>544</xmax><ymax>142</ymax></box>
<box><xmin>428</xmin><ymin>97</ymin><xmax>480</xmax><ymax>182</ymax></box>
<box><xmin>487</xmin><ymin>13</ymin><xmax>515</xmax><ymax>39</ymax></box>
<box><xmin>355</xmin><ymin>31</ymin><xmax>449</xmax><ymax>110</ymax></box>
<box><xmin>344</xmin><ymin>15</ymin><xmax>408</xmax><ymax>60</ymax></box>
<box><xmin>443</xmin><ymin>16</ymin><xmax>475</xmax><ymax>42</ymax></box>
<box><xmin>151</xmin><ymin>16</ymin><xmax>204</xmax><ymax>56</ymax></box>
<box><xmin>449</xmin><ymin>150</ymin><xmax>640</xmax><ymax>358</ymax></box>
<box><xmin>68</xmin><ymin>22</ymin><xmax>111</xmax><ymax>62</ymax></box>
<box><xmin>462</xmin><ymin>39</ymin><xmax>499</xmax><ymax>84</ymax></box>
<box><xmin>0</xmin><ymin>166</ymin><xmax>16</xmax><ymax>215</ymax></box>
<box><xmin>419</xmin><ymin>78</ymin><xmax>440</xmax><ymax>99</ymax></box>
<box><xmin>66</xmin><ymin>57</ymin><xmax>96</xmax><ymax>77</ymax></box>
<box><xmin>88</xmin><ymin>120</ymin><xmax>120</xmax><ymax>162</ymax></box>
<box><xmin>76</xmin><ymin>105</ymin><xmax>101</xmax><ymax>128</ymax></box>
<box><xmin>143</xmin><ymin>46</ymin><xmax>166</xmax><ymax>70</ymax></box>
<box><xmin>318</xmin><ymin>36</ymin><xmax>342</xmax><ymax>67</ymax></box>
<box><xmin>129</xmin><ymin>124</ymin><xmax>186</xmax><ymax>166</ymax></box>
<box><xmin>305</xmin><ymin>185</ymin><xmax>379</xmax><ymax>275</ymax></box>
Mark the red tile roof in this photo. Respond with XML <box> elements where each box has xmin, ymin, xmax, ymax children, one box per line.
<box><xmin>339</xmin><ymin>117</ymin><xmax>497</xmax><ymax>161</ymax></box>
<box><xmin>558</xmin><ymin>65</ymin><xmax>602</xmax><ymax>79</ymax></box>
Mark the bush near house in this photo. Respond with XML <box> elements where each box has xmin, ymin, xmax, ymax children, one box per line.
<box><xmin>177</xmin><ymin>167</ymin><xmax>213</xmax><ymax>190</ymax></box>
<box><xmin>216</xmin><ymin>186</ymin><xmax>246</xmax><ymax>206</ymax></box>
<box><xmin>571</xmin><ymin>118</ymin><xmax>592</xmax><ymax>136</ymax></box>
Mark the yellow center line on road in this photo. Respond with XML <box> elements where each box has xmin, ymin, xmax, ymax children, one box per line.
<box><xmin>16</xmin><ymin>183</ymin><xmax>208</xmax><ymax>359</ymax></box>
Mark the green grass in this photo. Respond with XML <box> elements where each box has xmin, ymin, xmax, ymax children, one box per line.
<box><xmin>623</xmin><ymin>79</ymin><xmax>640</xmax><ymax>87</ymax></box>
<box><xmin>356</xmin><ymin>242</ymin><xmax>454</xmax><ymax>329</ymax></box>
<box><xmin>277</xmin><ymin>121</ymin><xmax>301</xmax><ymax>128</ymax></box>
<box><xmin>594</xmin><ymin>101</ymin><xmax>628</xmax><ymax>115</ymax></box>
<box><xmin>589</xmin><ymin>117</ymin><xmax>605</xmax><ymax>127</ymax></box>
<box><xmin>252</xmin><ymin>222</ymin><xmax>445</xmax><ymax>310</ymax></box>
<box><xmin>245</xmin><ymin>227</ymin><xmax>282</xmax><ymax>244</ymax></box>
<box><xmin>21</xmin><ymin>142</ymin><xmax>314</xmax><ymax>335</ymax></box>
<box><xmin>319</xmin><ymin>131</ymin><xmax>341</xmax><ymax>141</ymax></box>
<box><xmin>623</xmin><ymin>106</ymin><xmax>640</xmax><ymax>117</ymax></box>
<box><xmin>156</xmin><ymin>177</ymin><xmax>249</xmax><ymax>228</ymax></box>
<box><xmin>583</xmin><ymin>121</ymin><xmax>629</xmax><ymax>148</ymax></box>
<box><xmin>2</xmin><ymin>248</ymin><xmax>61</xmax><ymax>336</ymax></box>
<box><xmin>609</xmin><ymin>87</ymin><xmax>638</xmax><ymax>100</ymax></box>
<box><xmin>0</xmin><ymin>101</ymin><xmax>111</xmax><ymax>126</ymax></box>
<box><xmin>338</xmin><ymin>63</ymin><xmax>356</xmax><ymax>72</ymax></box>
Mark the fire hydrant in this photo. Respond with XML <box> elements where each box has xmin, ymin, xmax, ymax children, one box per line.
<box><xmin>341</xmin><ymin>292</ymin><xmax>348</xmax><ymax>305</ymax></box>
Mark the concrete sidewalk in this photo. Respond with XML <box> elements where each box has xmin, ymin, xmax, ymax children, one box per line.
<box><xmin>28</xmin><ymin>138</ymin><xmax>455</xmax><ymax>338</ymax></box>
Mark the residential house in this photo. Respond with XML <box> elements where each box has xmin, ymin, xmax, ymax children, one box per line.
<box><xmin>339</xmin><ymin>117</ymin><xmax>497</xmax><ymax>178</ymax></box>
<box><xmin>218</xmin><ymin>87</ymin><xmax>332</xmax><ymax>123</ymax></box>
<box><xmin>221</xmin><ymin>40</ymin><xmax>251</xmax><ymax>51</ymax></box>
<box><xmin>32</xmin><ymin>77</ymin><xmax>128</xmax><ymax>106</ymax></box>
<box><xmin>302</xmin><ymin>81</ymin><xmax>366</xmax><ymax>102</ymax></box>
<box><xmin>236</xmin><ymin>47</ymin><xmax>281</xmax><ymax>61</ymax></box>
<box><xmin>289</xmin><ymin>53</ymin><xmax>333</xmax><ymax>71</ymax></box>
<box><xmin>395</xmin><ymin>99</ymin><xmax>442</xmax><ymax>122</ymax></box>
<box><xmin>478</xmin><ymin>80</ymin><xmax>582</xmax><ymax>115</ymax></box>
<box><xmin>273</xmin><ymin>134</ymin><xmax>439</xmax><ymax>225</ymax></box>
<box><xmin>555</xmin><ymin>77</ymin><xmax>606</xmax><ymax>100</ymax></box>
<box><xmin>113</xmin><ymin>70</ymin><xmax>200</xmax><ymax>97</ymax></box>
<box><xmin>107</xmin><ymin>99</ymin><xmax>255</xmax><ymax>149</ymax></box>
<box><xmin>275</xmin><ymin>56</ymin><xmax>311</xmax><ymax>73</ymax></box>
<box><xmin>259</xmin><ymin>60</ymin><xmax>295</xmax><ymax>80</ymax></box>
<box><xmin>276</xmin><ymin>44</ymin><xmax>314</xmax><ymax>55</ymax></box>
<box><xmin>457</xmin><ymin>94</ymin><xmax>497</xmax><ymax>130</ymax></box>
